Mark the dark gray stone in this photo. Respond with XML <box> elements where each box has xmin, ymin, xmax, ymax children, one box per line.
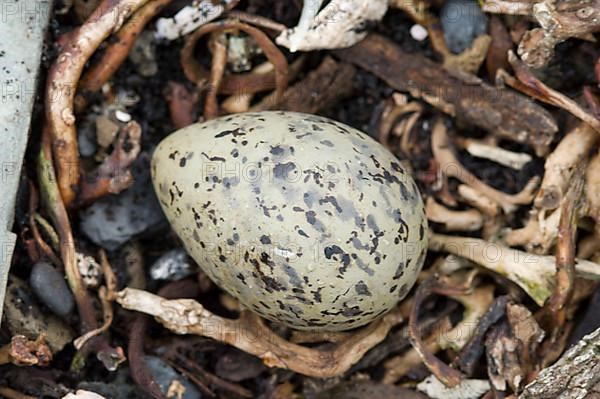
<box><xmin>441</xmin><ymin>0</ymin><xmax>487</xmax><ymax>54</ymax></box>
<box><xmin>79</xmin><ymin>152</ymin><xmax>166</xmax><ymax>250</ymax></box>
<box><xmin>29</xmin><ymin>261</ymin><xmax>75</xmax><ymax>318</ymax></box>
<box><xmin>145</xmin><ymin>356</ymin><xmax>201</xmax><ymax>399</ymax></box>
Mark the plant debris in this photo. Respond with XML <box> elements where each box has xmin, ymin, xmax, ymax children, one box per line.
<box><xmin>3</xmin><ymin>1</ymin><xmax>600</xmax><ymax>397</ymax></box>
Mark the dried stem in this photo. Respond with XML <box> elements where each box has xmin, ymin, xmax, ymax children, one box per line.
<box><xmin>431</xmin><ymin>119</ymin><xmax>539</xmax><ymax>213</ymax></box>
<box><xmin>426</xmin><ymin>197</ymin><xmax>484</xmax><ymax>232</ymax></box>
<box><xmin>409</xmin><ymin>277</ymin><xmax>465</xmax><ymax>387</ymax></box>
<box><xmin>74</xmin><ymin>250</ymin><xmax>117</xmax><ymax>350</ymax></box>
<box><xmin>543</xmin><ymin>178</ymin><xmax>581</xmax><ymax>336</ymax></box>
<box><xmin>204</xmin><ymin>33</ymin><xmax>228</xmax><ymax>120</ymax></box>
<box><xmin>181</xmin><ymin>20</ymin><xmax>289</xmax><ymax>105</ymax></box>
<box><xmin>45</xmin><ymin>0</ymin><xmax>150</xmax><ymax>206</ymax></box>
<box><xmin>499</xmin><ymin>51</ymin><xmax>600</xmax><ymax>133</ymax></box>
<box><xmin>428</xmin><ymin>232</ymin><xmax>600</xmax><ymax>306</ymax></box>
<box><xmin>534</xmin><ymin>122</ymin><xmax>597</xmax><ymax>210</ymax></box>
<box><xmin>76</xmin><ymin>121</ymin><xmax>142</xmax><ymax>207</ymax></box>
<box><xmin>39</xmin><ymin>127</ymin><xmax>123</xmax><ymax>370</ymax></box>
<box><xmin>76</xmin><ymin>0</ymin><xmax>173</xmax><ymax>110</ymax></box>
<box><xmin>28</xmin><ymin>181</ymin><xmax>61</xmax><ymax>266</ymax></box>
<box><xmin>117</xmin><ymin>288</ymin><xmax>403</xmax><ymax>378</ymax></box>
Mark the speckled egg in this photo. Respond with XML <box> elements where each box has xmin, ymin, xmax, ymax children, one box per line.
<box><xmin>151</xmin><ymin>111</ymin><xmax>427</xmax><ymax>331</ymax></box>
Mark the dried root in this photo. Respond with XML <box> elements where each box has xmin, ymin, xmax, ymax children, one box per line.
<box><xmin>428</xmin><ymin>232</ymin><xmax>600</xmax><ymax>305</ymax></box>
<box><xmin>46</xmin><ymin>0</ymin><xmax>151</xmax><ymax>206</ymax></box>
<box><xmin>116</xmin><ymin>287</ymin><xmax>404</xmax><ymax>378</ymax></box>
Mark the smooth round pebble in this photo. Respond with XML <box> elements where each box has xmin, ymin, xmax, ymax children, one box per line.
<box><xmin>441</xmin><ymin>0</ymin><xmax>487</xmax><ymax>54</ymax></box>
<box><xmin>152</xmin><ymin>111</ymin><xmax>427</xmax><ymax>331</ymax></box>
<box><xmin>29</xmin><ymin>261</ymin><xmax>75</xmax><ymax>318</ymax></box>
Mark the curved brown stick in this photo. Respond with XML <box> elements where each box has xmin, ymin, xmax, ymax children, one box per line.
<box><xmin>181</xmin><ymin>20</ymin><xmax>288</xmax><ymax>104</ymax></box>
<box><xmin>408</xmin><ymin>277</ymin><xmax>464</xmax><ymax>387</ymax></box>
<box><xmin>39</xmin><ymin>126</ymin><xmax>124</xmax><ymax>370</ymax></box>
<box><xmin>75</xmin><ymin>121</ymin><xmax>142</xmax><ymax>208</ymax></box>
<box><xmin>45</xmin><ymin>0</ymin><xmax>150</xmax><ymax>206</ymax></box>
<box><xmin>77</xmin><ymin>0</ymin><xmax>173</xmax><ymax>110</ymax></box>
<box><xmin>204</xmin><ymin>33</ymin><xmax>228</xmax><ymax>120</ymax></box>
<box><xmin>117</xmin><ymin>288</ymin><xmax>403</xmax><ymax>378</ymax></box>
<box><xmin>28</xmin><ymin>181</ymin><xmax>61</xmax><ymax>266</ymax></box>
<box><xmin>128</xmin><ymin>280</ymin><xmax>200</xmax><ymax>399</ymax></box>
<box><xmin>225</xmin><ymin>10</ymin><xmax>286</xmax><ymax>32</ymax></box>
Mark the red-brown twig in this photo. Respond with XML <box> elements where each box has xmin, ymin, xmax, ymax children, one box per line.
<box><xmin>181</xmin><ymin>20</ymin><xmax>288</xmax><ymax>104</ymax></box>
<box><xmin>225</xmin><ymin>10</ymin><xmax>286</xmax><ymax>32</ymax></box>
<box><xmin>45</xmin><ymin>0</ymin><xmax>150</xmax><ymax>206</ymax></box>
<box><xmin>408</xmin><ymin>276</ymin><xmax>465</xmax><ymax>387</ymax></box>
<box><xmin>165</xmin><ymin>82</ymin><xmax>200</xmax><ymax>129</ymax></box>
<box><xmin>501</xmin><ymin>51</ymin><xmax>600</xmax><ymax>133</ymax></box>
<box><xmin>128</xmin><ymin>280</ymin><xmax>201</xmax><ymax>399</ymax></box>
<box><xmin>204</xmin><ymin>33</ymin><xmax>228</xmax><ymax>120</ymax></box>
<box><xmin>76</xmin><ymin>121</ymin><xmax>142</xmax><ymax>207</ymax></box>
<box><xmin>543</xmin><ymin>177</ymin><xmax>582</xmax><ymax>337</ymax></box>
<box><xmin>77</xmin><ymin>0</ymin><xmax>173</xmax><ymax>104</ymax></box>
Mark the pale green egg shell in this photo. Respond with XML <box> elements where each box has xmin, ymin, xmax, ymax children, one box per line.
<box><xmin>151</xmin><ymin>111</ymin><xmax>427</xmax><ymax>331</ymax></box>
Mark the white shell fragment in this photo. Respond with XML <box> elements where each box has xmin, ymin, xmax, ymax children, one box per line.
<box><xmin>276</xmin><ymin>0</ymin><xmax>388</xmax><ymax>52</ymax></box>
<box><xmin>155</xmin><ymin>0</ymin><xmax>236</xmax><ymax>40</ymax></box>
<box><xmin>417</xmin><ymin>375</ymin><xmax>491</xmax><ymax>399</ymax></box>
<box><xmin>151</xmin><ymin>111</ymin><xmax>427</xmax><ymax>331</ymax></box>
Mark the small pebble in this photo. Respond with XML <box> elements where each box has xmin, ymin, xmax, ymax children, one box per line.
<box><xmin>30</xmin><ymin>261</ymin><xmax>75</xmax><ymax>318</ymax></box>
<box><xmin>5</xmin><ymin>276</ymin><xmax>74</xmax><ymax>352</ymax></box>
<box><xmin>149</xmin><ymin>248</ymin><xmax>197</xmax><ymax>281</ymax></box>
<box><xmin>145</xmin><ymin>356</ymin><xmax>201</xmax><ymax>399</ymax></box>
<box><xmin>114</xmin><ymin>109</ymin><xmax>132</xmax><ymax>123</ymax></box>
<box><xmin>410</xmin><ymin>24</ymin><xmax>428</xmax><ymax>41</ymax></box>
<box><xmin>440</xmin><ymin>0</ymin><xmax>487</xmax><ymax>54</ymax></box>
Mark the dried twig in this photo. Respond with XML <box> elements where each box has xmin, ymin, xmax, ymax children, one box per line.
<box><xmin>74</xmin><ymin>250</ymin><xmax>118</xmax><ymax>350</ymax></box>
<box><xmin>534</xmin><ymin>122</ymin><xmax>597</xmax><ymax>210</ymax></box>
<box><xmin>516</xmin><ymin>0</ymin><xmax>600</xmax><ymax>68</ymax></box>
<box><xmin>28</xmin><ymin>182</ymin><xmax>61</xmax><ymax>266</ymax></box>
<box><xmin>45</xmin><ymin>0</ymin><xmax>150</xmax><ymax>206</ymax></box>
<box><xmin>426</xmin><ymin>197</ymin><xmax>484</xmax><ymax>232</ymax></box>
<box><xmin>335</xmin><ymin>34</ymin><xmax>558</xmax><ymax>156</ymax></box>
<box><xmin>204</xmin><ymin>32</ymin><xmax>228</xmax><ymax>120</ymax></box>
<box><xmin>251</xmin><ymin>56</ymin><xmax>355</xmax><ymax>113</ymax></box>
<box><xmin>0</xmin><ymin>387</ymin><xmax>37</xmax><ymax>399</ymax></box>
<box><xmin>76</xmin><ymin>121</ymin><xmax>142</xmax><ymax>207</ymax></box>
<box><xmin>76</xmin><ymin>0</ymin><xmax>173</xmax><ymax>109</ymax></box>
<box><xmin>181</xmin><ymin>20</ymin><xmax>289</xmax><ymax>105</ymax></box>
<box><xmin>117</xmin><ymin>288</ymin><xmax>404</xmax><ymax>378</ymax></box>
<box><xmin>408</xmin><ymin>277</ymin><xmax>465</xmax><ymax>387</ymax></box>
<box><xmin>428</xmin><ymin>232</ymin><xmax>600</xmax><ymax>305</ymax></box>
<box><xmin>521</xmin><ymin>326</ymin><xmax>600</xmax><ymax>398</ymax></box>
<box><xmin>455</xmin><ymin>137</ymin><xmax>532</xmax><ymax>170</ymax></box>
<box><xmin>431</xmin><ymin>119</ymin><xmax>539</xmax><ymax>213</ymax></box>
<box><xmin>128</xmin><ymin>280</ymin><xmax>200</xmax><ymax>399</ymax></box>
<box><xmin>499</xmin><ymin>51</ymin><xmax>600</xmax><ymax>133</ymax></box>
<box><xmin>39</xmin><ymin>127</ymin><xmax>124</xmax><ymax>370</ymax></box>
